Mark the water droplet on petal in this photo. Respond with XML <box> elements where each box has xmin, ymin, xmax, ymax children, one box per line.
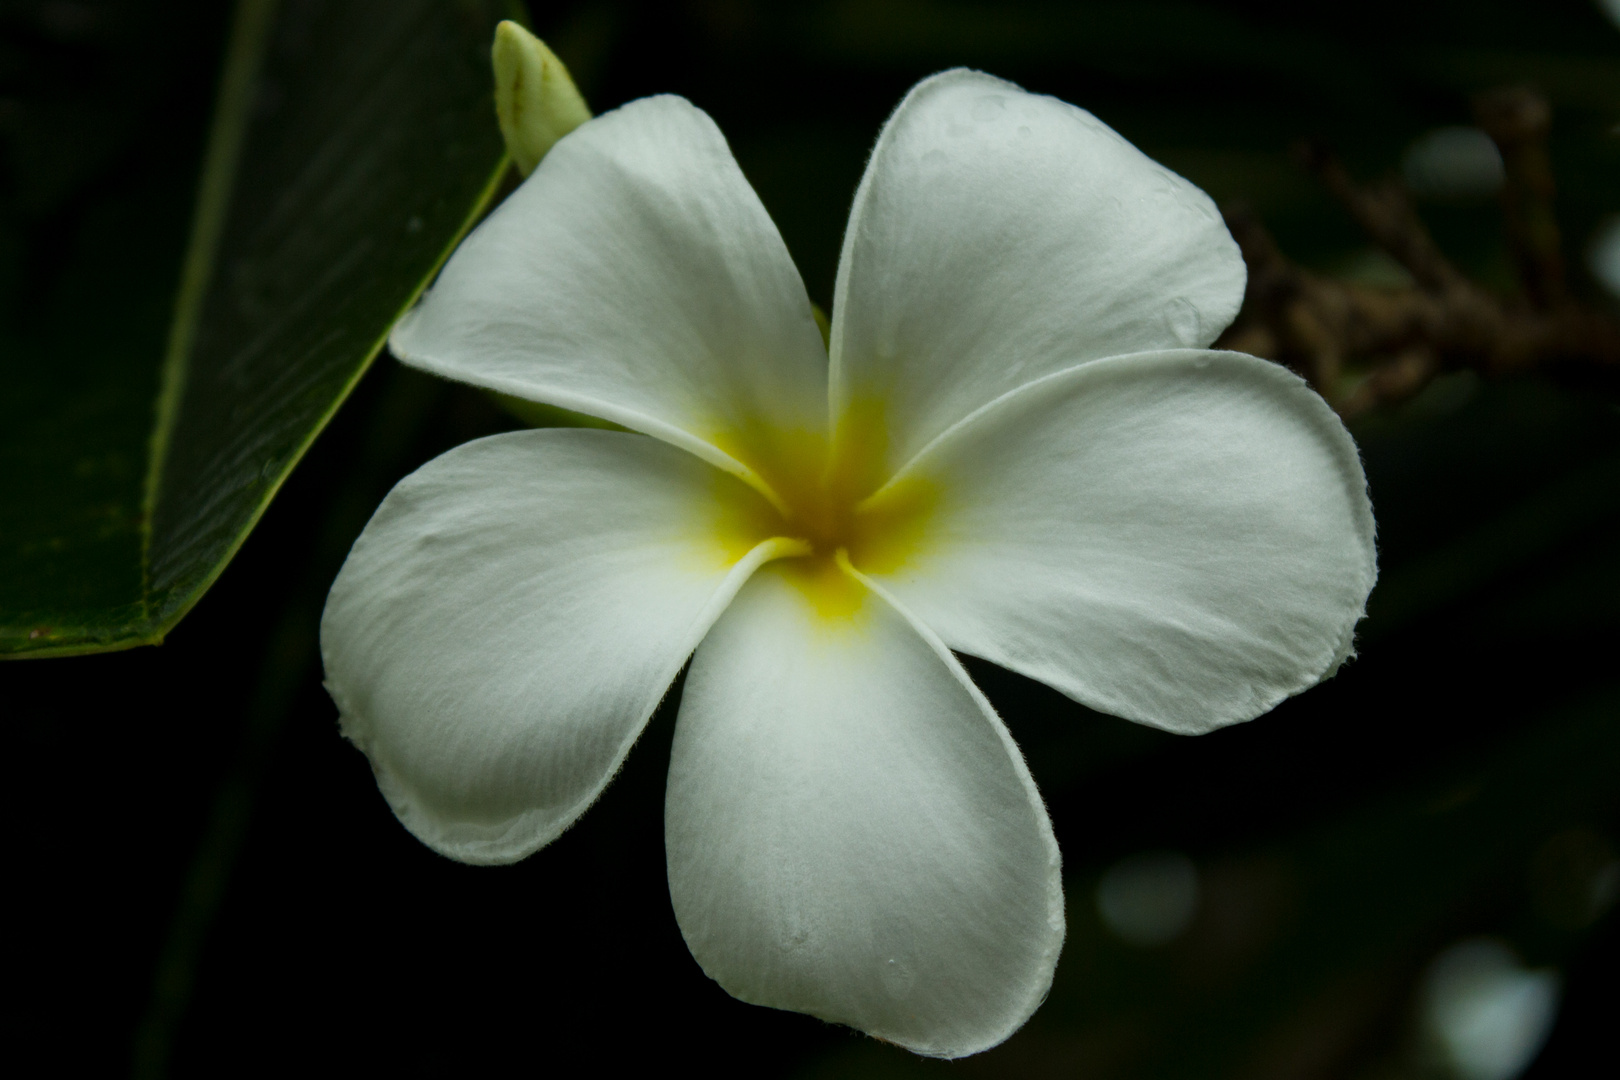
<box><xmin>1162</xmin><ymin>296</ymin><xmax>1205</xmax><ymax>347</ymax></box>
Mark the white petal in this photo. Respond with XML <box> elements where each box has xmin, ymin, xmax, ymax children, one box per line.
<box><xmin>665</xmin><ymin>562</ymin><xmax>1063</xmax><ymax>1058</ymax></box>
<box><xmin>830</xmin><ymin>69</ymin><xmax>1246</xmax><ymax>481</ymax></box>
<box><xmin>390</xmin><ymin>96</ymin><xmax>829</xmax><ymax>489</ymax></box>
<box><xmin>866</xmin><ymin>350</ymin><xmax>1376</xmax><ymax>735</ymax></box>
<box><xmin>320</xmin><ymin>429</ymin><xmax>791</xmax><ymax>865</ymax></box>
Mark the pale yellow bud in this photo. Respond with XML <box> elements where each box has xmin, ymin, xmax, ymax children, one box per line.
<box><xmin>491</xmin><ymin>21</ymin><xmax>591</xmax><ymax>177</ymax></box>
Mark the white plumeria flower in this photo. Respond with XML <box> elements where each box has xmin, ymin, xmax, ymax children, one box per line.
<box><xmin>321</xmin><ymin>70</ymin><xmax>1376</xmax><ymax>1057</ymax></box>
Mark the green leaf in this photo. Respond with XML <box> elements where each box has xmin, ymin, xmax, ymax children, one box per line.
<box><xmin>0</xmin><ymin>0</ymin><xmax>514</xmax><ymax>657</ymax></box>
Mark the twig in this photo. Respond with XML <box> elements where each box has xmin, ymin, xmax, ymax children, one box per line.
<box><xmin>1217</xmin><ymin>90</ymin><xmax>1619</xmax><ymax>418</ymax></box>
<box><xmin>1475</xmin><ymin>86</ymin><xmax>1564</xmax><ymax>308</ymax></box>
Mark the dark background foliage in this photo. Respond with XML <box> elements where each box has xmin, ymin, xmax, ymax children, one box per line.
<box><xmin>4</xmin><ymin>1</ymin><xmax>1617</xmax><ymax>1076</ymax></box>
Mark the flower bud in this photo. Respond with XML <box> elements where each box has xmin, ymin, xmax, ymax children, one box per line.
<box><xmin>491</xmin><ymin>21</ymin><xmax>591</xmax><ymax>176</ymax></box>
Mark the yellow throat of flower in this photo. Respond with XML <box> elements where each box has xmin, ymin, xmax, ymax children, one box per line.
<box><xmin>709</xmin><ymin>397</ymin><xmax>937</xmax><ymax>619</ymax></box>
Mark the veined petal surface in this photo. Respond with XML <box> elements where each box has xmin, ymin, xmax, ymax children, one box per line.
<box><xmin>830</xmin><ymin>69</ymin><xmax>1245</xmax><ymax>482</ymax></box>
<box><xmin>868</xmin><ymin>350</ymin><xmax>1376</xmax><ymax>735</ymax></box>
<box><xmin>666</xmin><ymin>564</ymin><xmax>1064</xmax><ymax>1058</ymax></box>
<box><xmin>321</xmin><ymin>429</ymin><xmax>785</xmax><ymax>865</ymax></box>
<box><xmin>390</xmin><ymin>96</ymin><xmax>829</xmax><ymax>483</ymax></box>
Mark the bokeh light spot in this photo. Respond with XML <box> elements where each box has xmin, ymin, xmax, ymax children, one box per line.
<box><xmin>1588</xmin><ymin>216</ymin><xmax>1620</xmax><ymax>298</ymax></box>
<box><xmin>1095</xmin><ymin>850</ymin><xmax>1200</xmax><ymax>947</ymax></box>
<box><xmin>1422</xmin><ymin>938</ymin><xmax>1561</xmax><ymax>1080</ymax></box>
<box><xmin>1402</xmin><ymin>127</ymin><xmax>1505</xmax><ymax>201</ymax></box>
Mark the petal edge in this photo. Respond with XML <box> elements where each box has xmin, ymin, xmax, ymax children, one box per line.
<box><xmin>667</xmin><ymin>562</ymin><xmax>1063</xmax><ymax>1056</ymax></box>
<box><xmin>830</xmin><ymin>69</ymin><xmax>1246</xmax><ymax>483</ymax></box>
<box><xmin>867</xmin><ymin>349</ymin><xmax>1376</xmax><ymax>735</ymax></box>
<box><xmin>322</xmin><ymin>429</ymin><xmax>789</xmax><ymax>865</ymax></box>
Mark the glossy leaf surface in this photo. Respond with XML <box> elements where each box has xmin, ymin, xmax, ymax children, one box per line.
<box><xmin>0</xmin><ymin>0</ymin><xmax>511</xmax><ymax>657</ymax></box>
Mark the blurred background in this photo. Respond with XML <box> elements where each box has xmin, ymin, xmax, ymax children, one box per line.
<box><xmin>3</xmin><ymin>1</ymin><xmax>1618</xmax><ymax>1075</ymax></box>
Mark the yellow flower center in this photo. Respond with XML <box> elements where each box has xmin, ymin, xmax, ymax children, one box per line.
<box><xmin>710</xmin><ymin>397</ymin><xmax>937</xmax><ymax>618</ymax></box>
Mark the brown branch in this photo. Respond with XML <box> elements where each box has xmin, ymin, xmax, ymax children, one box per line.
<box><xmin>1474</xmin><ymin>86</ymin><xmax>1564</xmax><ymax>308</ymax></box>
<box><xmin>1294</xmin><ymin>141</ymin><xmax>1472</xmax><ymax>297</ymax></box>
<box><xmin>1216</xmin><ymin>90</ymin><xmax>1619</xmax><ymax>419</ymax></box>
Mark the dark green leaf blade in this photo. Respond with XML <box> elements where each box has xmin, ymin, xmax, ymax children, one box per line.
<box><xmin>0</xmin><ymin>0</ymin><xmax>227</xmax><ymax>656</ymax></box>
<box><xmin>1</xmin><ymin>0</ymin><xmax>512</xmax><ymax>657</ymax></box>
